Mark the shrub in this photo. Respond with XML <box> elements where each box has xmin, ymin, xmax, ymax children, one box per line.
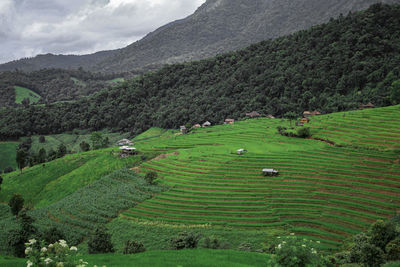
<box><xmin>386</xmin><ymin>239</ymin><xmax>400</xmax><ymax>261</ymax></box>
<box><xmin>79</xmin><ymin>141</ymin><xmax>90</xmax><ymax>152</ymax></box>
<box><xmin>123</xmin><ymin>240</ymin><xmax>146</xmax><ymax>254</ymax></box>
<box><xmin>349</xmin><ymin>232</ymin><xmax>369</xmax><ymax>263</ymax></box>
<box><xmin>369</xmin><ymin>220</ymin><xmax>396</xmax><ymax>251</ymax></box>
<box><xmin>297</xmin><ymin>127</ymin><xmax>312</xmax><ymax>138</ymax></box>
<box><xmin>360</xmin><ymin>243</ymin><xmax>385</xmax><ymax>267</ymax></box>
<box><xmin>145</xmin><ymin>171</ymin><xmax>158</xmax><ymax>185</ymax></box>
<box><xmin>39</xmin><ymin>135</ymin><xmax>46</xmax><ymax>143</ymax></box>
<box><xmin>88</xmin><ymin>226</ymin><xmax>114</xmax><ymax>254</ymax></box>
<box><xmin>8</xmin><ymin>193</ymin><xmax>24</xmax><ymax>217</ymax></box>
<box><xmin>238</xmin><ymin>242</ymin><xmax>253</xmax><ymax>251</ymax></box>
<box><xmin>170</xmin><ymin>232</ymin><xmax>200</xmax><ymax>250</ymax></box>
<box><xmin>4</xmin><ymin>166</ymin><xmax>14</xmax><ymax>173</ymax></box>
<box><xmin>268</xmin><ymin>234</ymin><xmax>330</xmax><ymax>267</ymax></box>
<box><xmin>42</xmin><ymin>227</ymin><xmax>66</xmax><ymax>245</ymax></box>
<box><xmin>199</xmin><ymin>236</ymin><xmax>221</xmax><ymax>249</ymax></box>
<box><xmin>7</xmin><ymin>210</ymin><xmax>37</xmax><ymax>257</ymax></box>
<box><xmin>25</xmin><ymin>239</ymin><xmax>89</xmax><ymax>267</ymax></box>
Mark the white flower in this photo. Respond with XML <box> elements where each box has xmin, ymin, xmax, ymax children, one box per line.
<box><xmin>290</xmin><ymin>233</ymin><xmax>295</xmax><ymax>236</ymax></box>
<box><xmin>302</xmin><ymin>244</ymin><xmax>306</xmax><ymax>247</ymax></box>
<box><xmin>70</xmin><ymin>246</ymin><xmax>78</xmax><ymax>251</ymax></box>
<box><xmin>29</xmin><ymin>239</ymin><xmax>37</xmax><ymax>245</ymax></box>
<box><xmin>277</xmin><ymin>244</ymin><xmax>282</xmax><ymax>249</ymax></box>
<box><xmin>282</xmin><ymin>241</ymin><xmax>286</xmax><ymax>244</ymax></box>
<box><xmin>25</xmin><ymin>247</ymin><xmax>32</xmax><ymax>255</ymax></box>
<box><xmin>27</xmin><ymin>260</ymin><xmax>33</xmax><ymax>267</ymax></box>
<box><xmin>277</xmin><ymin>236</ymin><xmax>281</xmax><ymax>239</ymax></box>
<box><xmin>56</xmin><ymin>262</ymin><xmax>64</xmax><ymax>267</ymax></box>
<box><xmin>48</xmin><ymin>244</ymin><xmax>54</xmax><ymax>248</ymax></box>
<box><xmin>316</xmin><ymin>241</ymin><xmax>321</xmax><ymax>244</ymax></box>
<box><xmin>41</xmin><ymin>247</ymin><xmax>47</xmax><ymax>253</ymax></box>
<box><xmin>44</xmin><ymin>258</ymin><xmax>53</xmax><ymax>265</ymax></box>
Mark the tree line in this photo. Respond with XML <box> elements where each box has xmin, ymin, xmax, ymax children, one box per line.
<box><xmin>0</xmin><ymin>3</ymin><xmax>399</xmax><ymax>139</ymax></box>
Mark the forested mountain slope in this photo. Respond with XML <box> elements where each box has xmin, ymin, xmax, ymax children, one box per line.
<box><xmin>0</xmin><ymin>3</ymin><xmax>399</xmax><ymax>138</ymax></box>
<box><xmin>1</xmin><ymin>0</ymin><xmax>399</xmax><ymax>74</ymax></box>
<box><xmin>0</xmin><ymin>69</ymin><xmax>125</xmax><ymax>107</ymax></box>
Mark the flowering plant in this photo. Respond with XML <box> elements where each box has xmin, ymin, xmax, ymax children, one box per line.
<box><xmin>25</xmin><ymin>239</ymin><xmax>91</xmax><ymax>267</ymax></box>
<box><xmin>268</xmin><ymin>234</ymin><xmax>331</xmax><ymax>267</ymax></box>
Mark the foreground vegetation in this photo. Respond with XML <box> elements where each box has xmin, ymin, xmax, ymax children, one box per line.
<box><xmin>1</xmin><ymin>3</ymin><xmax>400</xmax><ymax>138</ymax></box>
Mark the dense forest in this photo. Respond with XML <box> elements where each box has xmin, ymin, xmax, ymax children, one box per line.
<box><xmin>0</xmin><ymin>69</ymin><xmax>126</xmax><ymax>107</ymax></box>
<box><xmin>0</xmin><ymin>3</ymin><xmax>399</xmax><ymax>139</ymax></box>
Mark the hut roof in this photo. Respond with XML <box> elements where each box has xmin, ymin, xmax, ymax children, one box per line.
<box><xmin>262</xmin><ymin>169</ymin><xmax>278</xmax><ymax>173</ymax></box>
<box><xmin>202</xmin><ymin>121</ymin><xmax>211</xmax><ymax>126</ymax></box>
<box><xmin>360</xmin><ymin>102</ymin><xmax>375</xmax><ymax>108</ymax></box>
<box><xmin>267</xmin><ymin>114</ymin><xmax>275</xmax><ymax>119</ymax></box>
<box><xmin>119</xmin><ymin>146</ymin><xmax>136</xmax><ymax>151</ymax></box>
<box><xmin>303</xmin><ymin>111</ymin><xmax>312</xmax><ymax>115</ymax></box>
<box><xmin>311</xmin><ymin>110</ymin><xmax>322</xmax><ymax>116</ymax></box>
<box><xmin>117</xmin><ymin>139</ymin><xmax>133</xmax><ymax>145</ymax></box>
<box><xmin>180</xmin><ymin>126</ymin><xmax>186</xmax><ymax>130</ymax></box>
<box><xmin>246</xmin><ymin>111</ymin><xmax>261</xmax><ymax>118</ymax></box>
<box><xmin>225</xmin><ymin>118</ymin><xmax>235</xmax><ymax>122</ymax></box>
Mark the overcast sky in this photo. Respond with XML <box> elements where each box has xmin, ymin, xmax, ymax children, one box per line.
<box><xmin>0</xmin><ymin>0</ymin><xmax>206</xmax><ymax>63</ymax></box>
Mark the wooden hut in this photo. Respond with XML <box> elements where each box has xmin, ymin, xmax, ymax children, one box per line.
<box><xmin>262</xmin><ymin>169</ymin><xmax>279</xmax><ymax>176</ymax></box>
<box><xmin>300</xmin><ymin>117</ymin><xmax>310</xmax><ymax>124</ymax></box>
<box><xmin>202</xmin><ymin>121</ymin><xmax>211</xmax><ymax>127</ymax></box>
<box><xmin>225</xmin><ymin>119</ymin><xmax>235</xmax><ymax>124</ymax></box>
<box><xmin>246</xmin><ymin>111</ymin><xmax>261</xmax><ymax>118</ymax></box>
<box><xmin>237</xmin><ymin>149</ymin><xmax>247</xmax><ymax>155</ymax></box>
<box><xmin>119</xmin><ymin>146</ymin><xmax>137</xmax><ymax>158</ymax></box>
<box><xmin>359</xmin><ymin>102</ymin><xmax>375</xmax><ymax>109</ymax></box>
<box><xmin>180</xmin><ymin>126</ymin><xmax>187</xmax><ymax>134</ymax></box>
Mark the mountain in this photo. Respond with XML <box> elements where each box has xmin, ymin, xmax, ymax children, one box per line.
<box><xmin>0</xmin><ymin>3</ymin><xmax>399</xmax><ymax>138</ymax></box>
<box><xmin>1</xmin><ymin>0</ymin><xmax>400</xmax><ymax>73</ymax></box>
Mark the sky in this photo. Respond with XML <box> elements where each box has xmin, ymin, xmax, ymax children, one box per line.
<box><xmin>0</xmin><ymin>0</ymin><xmax>206</xmax><ymax>63</ymax></box>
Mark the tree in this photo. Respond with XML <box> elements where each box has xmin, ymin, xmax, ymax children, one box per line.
<box><xmin>90</xmin><ymin>132</ymin><xmax>103</xmax><ymax>150</ymax></box>
<box><xmin>88</xmin><ymin>226</ymin><xmax>114</xmax><ymax>254</ymax></box>
<box><xmin>390</xmin><ymin>80</ymin><xmax>400</xmax><ymax>105</ymax></box>
<box><xmin>369</xmin><ymin>220</ymin><xmax>396</xmax><ymax>251</ymax></box>
<box><xmin>16</xmin><ymin>149</ymin><xmax>27</xmax><ymax>173</ymax></box>
<box><xmin>37</xmin><ymin>148</ymin><xmax>46</xmax><ymax>163</ymax></box>
<box><xmin>284</xmin><ymin>112</ymin><xmax>298</xmax><ymax>127</ymax></box>
<box><xmin>42</xmin><ymin>227</ymin><xmax>66</xmax><ymax>245</ymax></box>
<box><xmin>145</xmin><ymin>171</ymin><xmax>158</xmax><ymax>185</ymax></box>
<box><xmin>79</xmin><ymin>141</ymin><xmax>90</xmax><ymax>152</ymax></box>
<box><xmin>7</xmin><ymin>210</ymin><xmax>36</xmax><ymax>257</ymax></box>
<box><xmin>297</xmin><ymin>127</ymin><xmax>312</xmax><ymax>138</ymax></box>
<box><xmin>57</xmin><ymin>143</ymin><xmax>67</xmax><ymax>158</ymax></box>
<box><xmin>123</xmin><ymin>240</ymin><xmax>146</xmax><ymax>254</ymax></box>
<box><xmin>8</xmin><ymin>193</ymin><xmax>24</xmax><ymax>217</ymax></box>
<box><xmin>39</xmin><ymin>135</ymin><xmax>46</xmax><ymax>143</ymax></box>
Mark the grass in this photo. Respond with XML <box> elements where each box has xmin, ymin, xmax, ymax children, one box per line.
<box><xmin>14</xmin><ymin>86</ymin><xmax>41</xmax><ymax>104</ymax></box>
<box><xmin>0</xmin><ymin>249</ymin><xmax>271</xmax><ymax>267</ymax></box>
<box><xmin>28</xmin><ymin>131</ymin><xmax>130</xmax><ymax>154</ymax></box>
<box><xmin>107</xmin><ymin>77</ymin><xmax>125</xmax><ymax>84</ymax></box>
<box><xmin>0</xmin><ymin>142</ymin><xmax>18</xmax><ymax>171</ymax></box>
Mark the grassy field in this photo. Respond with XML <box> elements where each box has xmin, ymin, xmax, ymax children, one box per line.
<box><xmin>117</xmin><ymin>105</ymin><xmax>400</xmax><ymax>251</ymax></box>
<box><xmin>0</xmin><ymin>142</ymin><xmax>18</xmax><ymax>171</ymax></box>
<box><xmin>0</xmin><ymin>249</ymin><xmax>271</xmax><ymax>267</ymax></box>
<box><xmin>27</xmin><ymin>131</ymin><xmax>130</xmax><ymax>154</ymax></box>
<box><xmin>14</xmin><ymin>86</ymin><xmax>41</xmax><ymax>104</ymax></box>
<box><xmin>0</xmin><ymin>105</ymin><xmax>398</xmax><ymax>259</ymax></box>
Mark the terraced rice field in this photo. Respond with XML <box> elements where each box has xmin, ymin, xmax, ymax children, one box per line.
<box><xmin>121</xmin><ymin>105</ymin><xmax>400</xmax><ymax>251</ymax></box>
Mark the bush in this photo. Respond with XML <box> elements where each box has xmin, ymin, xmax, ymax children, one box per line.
<box><xmin>238</xmin><ymin>242</ymin><xmax>253</xmax><ymax>251</ymax></box>
<box><xmin>145</xmin><ymin>171</ymin><xmax>158</xmax><ymax>185</ymax></box>
<box><xmin>297</xmin><ymin>127</ymin><xmax>312</xmax><ymax>138</ymax></box>
<box><xmin>39</xmin><ymin>135</ymin><xmax>46</xmax><ymax>143</ymax></box>
<box><xmin>123</xmin><ymin>240</ymin><xmax>146</xmax><ymax>254</ymax></box>
<box><xmin>42</xmin><ymin>227</ymin><xmax>66</xmax><ymax>245</ymax></box>
<box><xmin>79</xmin><ymin>141</ymin><xmax>90</xmax><ymax>152</ymax></box>
<box><xmin>268</xmin><ymin>235</ymin><xmax>331</xmax><ymax>267</ymax></box>
<box><xmin>170</xmin><ymin>232</ymin><xmax>200</xmax><ymax>250</ymax></box>
<box><xmin>360</xmin><ymin>243</ymin><xmax>385</xmax><ymax>267</ymax></box>
<box><xmin>88</xmin><ymin>226</ymin><xmax>114</xmax><ymax>254</ymax></box>
<box><xmin>199</xmin><ymin>236</ymin><xmax>221</xmax><ymax>249</ymax></box>
<box><xmin>8</xmin><ymin>193</ymin><xmax>24</xmax><ymax>217</ymax></box>
<box><xmin>4</xmin><ymin>166</ymin><xmax>14</xmax><ymax>173</ymax></box>
<box><xmin>369</xmin><ymin>220</ymin><xmax>396</xmax><ymax>251</ymax></box>
<box><xmin>386</xmin><ymin>239</ymin><xmax>400</xmax><ymax>261</ymax></box>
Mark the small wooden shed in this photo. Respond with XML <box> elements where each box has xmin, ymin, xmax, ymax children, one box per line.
<box><xmin>202</xmin><ymin>121</ymin><xmax>211</xmax><ymax>127</ymax></box>
<box><xmin>237</xmin><ymin>149</ymin><xmax>247</xmax><ymax>155</ymax></box>
<box><xmin>119</xmin><ymin>146</ymin><xmax>137</xmax><ymax>158</ymax></box>
<box><xmin>246</xmin><ymin>111</ymin><xmax>261</xmax><ymax>118</ymax></box>
<box><xmin>262</xmin><ymin>169</ymin><xmax>279</xmax><ymax>176</ymax></box>
<box><xmin>300</xmin><ymin>117</ymin><xmax>310</xmax><ymax>124</ymax></box>
<box><xmin>180</xmin><ymin>126</ymin><xmax>187</xmax><ymax>134</ymax></box>
<box><xmin>225</xmin><ymin>119</ymin><xmax>235</xmax><ymax>124</ymax></box>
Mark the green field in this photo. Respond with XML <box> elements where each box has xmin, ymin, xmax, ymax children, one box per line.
<box><xmin>14</xmin><ymin>86</ymin><xmax>41</xmax><ymax>104</ymax></box>
<box><xmin>0</xmin><ymin>105</ymin><xmax>399</xmax><ymax>259</ymax></box>
<box><xmin>0</xmin><ymin>249</ymin><xmax>271</xmax><ymax>267</ymax></box>
<box><xmin>0</xmin><ymin>142</ymin><xmax>18</xmax><ymax>171</ymax></box>
<box><xmin>27</xmin><ymin>131</ymin><xmax>130</xmax><ymax>154</ymax></box>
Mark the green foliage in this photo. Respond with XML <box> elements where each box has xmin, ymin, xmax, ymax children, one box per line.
<box><xmin>296</xmin><ymin>127</ymin><xmax>312</xmax><ymax>138</ymax></box>
<box><xmin>7</xmin><ymin>210</ymin><xmax>37</xmax><ymax>257</ymax></box>
<box><xmin>284</xmin><ymin>112</ymin><xmax>298</xmax><ymax>127</ymax></box>
<box><xmin>79</xmin><ymin>141</ymin><xmax>90</xmax><ymax>152</ymax></box>
<box><xmin>360</xmin><ymin>243</ymin><xmax>386</xmax><ymax>267</ymax></box>
<box><xmin>145</xmin><ymin>171</ymin><xmax>158</xmax><ymax>185</ymax></box>
<box><xmin>123</xmin><ymin>240</ymin><xmax>146</xmax><ymax>254</ymax></box>
<box><xmin>2</xmin><ymin>4</ymin><xmax>400</xmax><ymax>138</ymax></box>
<box><xmin>0</xmin><ymin>142</ymin><xmax>18</xmax><ymax>170</ymax></box>
<box><xmin>8</xmin><ymin>194</ymin><xmax>24</xmax><ymax>217</ymax></box>
<box><xmin>88</xmin><ymin>226</ymin><xmax>114</xmax><ymax>254</ymax></box>
<box><xmin>390</xmin><ymin>80</ymin><xmax>400</xmax><ymax>105</ymax></box>
<box><xmin>56</xmin><ymin>143</ymin><xmax>67</xmax><ymax>158</ymax></box>
<box><xmin>369</xmin><ymin>220</ymin><xmax>397</xmax><ymax>251</ymax></box>
<box><xmin>170</xmin><ymin>232</ymin><xmax>201</xmax><ymax>250</ymax></box>
<box><xmin>14</xmin><ymin>86</ymin><xmax>41</xmax><ymax>104</ymax></box>
<box><xmin>386</xmin><ymin>239</ymin><xmax>400</xmax><ymax>262</ymax></box>
<box><xmin>90</xmin><ymin>132</ymin><xmax>109</xmax><ymax>150</ymax></box>
<box><xmin>39</xmin><ymin>135</ymin><xmax>46</xmax><ymax>143</ymax></box>
<box><xmin>16</xmin><ymin>149</ymin><xmax>27</xmax><ymax>172</ymax></box>
<box><xmin>41</xmin><ymin>227</ymin><xmax>66</xmax><ymax>245</ymax></box>
<box><xmin>269</xmin><ymin>235</ymin><xmax>331</xmax><ymax>267</ymax></box>
<box><xmin>199</xmin><ymin>236</ymin><xmax>225</xmax><ymax>249</ymax></box>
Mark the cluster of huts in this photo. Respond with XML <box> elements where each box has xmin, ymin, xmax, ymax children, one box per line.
<box><xmin>116</xmin><ymin>139</ymin><xmax>137</xmax><ymax>158</ymax></box>
<box><xmin>297</xmin><ymin>110</ymin><xmax>322</xmax><ymax>126</ymax></box>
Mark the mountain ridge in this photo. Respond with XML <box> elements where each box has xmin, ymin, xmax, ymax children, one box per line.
<box><xmin>1</xmin><ymin>0</ymin><xmax>400</xmax><ymax>73</ymax></box>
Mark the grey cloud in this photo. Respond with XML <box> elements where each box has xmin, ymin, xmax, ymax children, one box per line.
<box><xmin>0</xmin><ymin>0</ymin><xmax>206</xmax><ymax>63</ymax></box>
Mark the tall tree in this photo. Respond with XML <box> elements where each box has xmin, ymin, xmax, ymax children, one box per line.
<box><xmin>16</xmin><ymin>149</ymin><xmax>27</xmax><ymax>173</ymax></box>
<box><xmin>8</xmin><ymin>193</ymin><xmax>24</xmax><ymax>217</ymax></box>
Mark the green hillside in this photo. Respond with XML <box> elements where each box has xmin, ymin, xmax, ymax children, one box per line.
<box><xmin>0</xmin><ymin>142</ymin><xmax>18</xmax><ymax>171</ymax></box>
<box><xmin>0</xmin><ymin>105</ymin><xmax>398</xmax><ymax>260</ymax></box>
<box><xmin>14</xmin><ymin>86</ymin><xmax>41</xmax><ymax>104</ymax></box>
<box><xmin>1</xmin><ymin>4</ymin><xmax>400</xmax><ymax>138</ymax></box>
